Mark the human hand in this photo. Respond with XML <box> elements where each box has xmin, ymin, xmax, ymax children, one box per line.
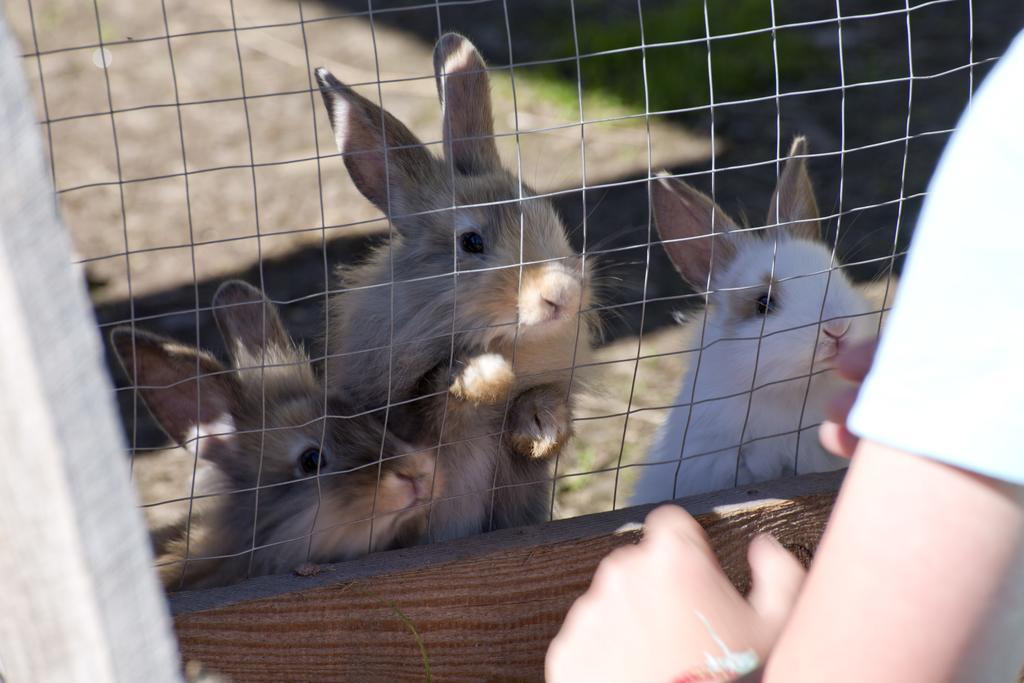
<box><xmin>546</xmin><ymin>505</ymin><xmax>806</xmax><ymax>683</ymax></box>
<box><xmin>818</xmin><ymin>339</ymin><xmax>878</xmax><ymax>458</ymax></box>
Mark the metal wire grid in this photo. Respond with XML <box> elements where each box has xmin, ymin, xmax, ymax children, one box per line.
<box><xmin>13</xmin><ymin>0</ymin><xmax>982</xmax><ymax>580</ymax></box>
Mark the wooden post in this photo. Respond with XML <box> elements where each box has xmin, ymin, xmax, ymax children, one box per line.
<box><xmin>0</xmin><ymin>10</ymin><xmax>182</xmax><ymax>683</ymax></box>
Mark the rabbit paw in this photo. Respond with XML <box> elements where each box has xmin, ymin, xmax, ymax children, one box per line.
<box><xmin>508</xmin><ymin>386</ymin><xmax>572</xmax><ymax>459</ymax></box>
<box><xmin>450</xmin><ymin>353</ymin><xmax>515</xmax><ymax>404</ymax></box>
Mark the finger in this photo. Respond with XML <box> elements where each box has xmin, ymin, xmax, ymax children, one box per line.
<box><xmin>544</xmin><ymin>637</ymin><xmax>567</xmax><ymax>683</ymax></box>
<box><xmin>588</xmin><ymin>544</ymin><xmax>640</xmax><ymax>595</ymax></box>
<box><xmin>554</xmin><ymin>575</ymin><xmax>623</xmax><ymax>655</ymax></box>
<box><xmin>643</xmin><ymin>504</ymin><xmax>712</xmax><ymax>554</ymax></box>
<box><xmin>546</xmin><ymin>626</ymin><xmax>588</xmax><ymax>683</ymax></box>
<box><xmin>819</xmin><ymin>420</ymin><xmax>859</xmax><ymax>458</ymax></box>
<box><xmin>825</xmin><ymin>385</ymin><xmax>859</xmax><ymax>425</ymax></box>
<box><xmin>746</xmin><ymin>534</ymin><xmax>807</xmax><ymax>640</ymax></box>
<box><xmin>642</xmin><ymin>506</ymin><xmax>747</xmax><ymax>605</ymax></box>
<box><xmin>835</xmin><ymin>339</ymin><xmax>878</xmax><ymax>381</ymax></box>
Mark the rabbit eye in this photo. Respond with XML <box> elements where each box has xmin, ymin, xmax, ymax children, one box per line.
<box><xmin>755</xmin><ymin>292</ymin><xmax>777</xmax><ymax>315</ymax></box>
<box><xmin>299</xmin><ymin>448</ymin><xmax>323</xmax><ymax>475</ymax></box>
<box><xmin>460</xmin><ymin>231</ymin><xmax>485</xmax><ymax>254</ymax></box>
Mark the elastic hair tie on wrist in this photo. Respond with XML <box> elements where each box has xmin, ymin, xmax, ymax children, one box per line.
<box><xmin>673</xmin><ymin>667</ymin><xmax>742</xmax><ymax>682</ymax></box>
<box><xmin>673</xmin><ymin>611</ymin><xmax>761</xmax><ymax>682</ymax></box>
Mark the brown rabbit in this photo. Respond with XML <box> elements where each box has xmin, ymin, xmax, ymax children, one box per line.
<box><xmin>314</xmin><ymin>33</ymin><xmax>596</xmax><ymax>541</ymax></box>
<box><xmin>112</xmin><ymin>281</ymin><xmax>441</xmax><ymax>591</ymax></box>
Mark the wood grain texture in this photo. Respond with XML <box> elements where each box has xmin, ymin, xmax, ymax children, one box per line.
<box><xmin>174</xmin><ymin>483</ymin><xmax>840</xmax><ymax>681</ymax></box>
<box><xmin>169</xmin><ymin>470</ymin><xmax>846</xmax><ymax>617</ymax></box>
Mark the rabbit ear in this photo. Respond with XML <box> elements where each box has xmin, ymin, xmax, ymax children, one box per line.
<box><xmin>315</xmin><ymin>67</ymin><xmax>436</xmax><ymax>215</ymax></box>
<box><xmin>433</xmin><ymin>33</ymin><xmax>501</xmax><ymax>175</ymax></box>
<box><xmin>111</xmin><ymin>328</ymin><xmax>236</xmax><ymax>453</ymax></box>
<box><xmin>767</xmin><ymin>136</ymin><xmax>821</xmax><ymax>241</ymax></box>
<box><xmin>652</xmin><ymin>173</ymin><xmax>738</xmax><ymax>289</ymax></box>
<box><xmin>212</xmin><ymin>280</ymin><xmax>290</xmax><ymax>367</ymax></box>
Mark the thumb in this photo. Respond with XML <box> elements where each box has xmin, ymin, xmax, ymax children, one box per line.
<box><xmin>745</xmin><ymin>534</ymin><xmax>807</xmax><ymax>641</ymax></box>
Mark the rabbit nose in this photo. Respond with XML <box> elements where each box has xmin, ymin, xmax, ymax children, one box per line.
<box><xmin>520</xmin><ymin>265</ymin><xmax>582</xmax><ymax>327</ymax></box>
<box><xmin>396</xmin><ymin>455</ymin><xmax>434</xmax><ymax>500</ymax></box>
<box><xmin>541</xmin><ymin>296</ymin><xmax>561</xmax><ymax>315</ymax></box>
<box><xmin>394</xmin><ymin>471</ymin><xmax>422</xmax><ymax>503</ymax></box>
<box><xmin>539</xmin><ymin>277</ymin><xmax>579</xmax><ymax>313</ymax></box>
<box><xmin>822</xmin><ymin>320</ymin><xmax>850</xmax><ymax>340</ymax></box>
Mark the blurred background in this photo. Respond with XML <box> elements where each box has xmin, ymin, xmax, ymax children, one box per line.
<box><xmin>5</xmin><ymin>0</ymin><xmax>1020</xmax><ymax>517</ymax></box>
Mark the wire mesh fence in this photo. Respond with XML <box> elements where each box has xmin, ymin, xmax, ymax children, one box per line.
<box><xmin>5</xmin><ymin>0</ymin><xmax>1014</xmax><ymax>590</ymax></box>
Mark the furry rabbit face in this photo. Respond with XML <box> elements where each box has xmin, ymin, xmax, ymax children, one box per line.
<box><xmin>315</xmin><ymin>33</ymin><xmax>591</xmax><ymax>360</ymax></box>
<box><xmin>113</xmin><ymin>281</ymin><xmax>440</xmax><ymax>587</ymax></box>
<box><xmin>653</xmin><ymin>137</ymin><xmax>876</xmax><ymax>390</ymax></box>
<box><xmin>203</xmin><ymin>393</ymin><xmax>439</xmax><ymax>563</ymax></box>
<box><xmin>700</xmin><ymin>235</ymin><xmax>874</xmax><ymax>386</ymax></box>
<box><xmin>447</xmin><ymin>183</ymin><xmax>587</xmax><ymax>348</ymax></box>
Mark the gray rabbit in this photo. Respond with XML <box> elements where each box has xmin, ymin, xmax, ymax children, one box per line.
<box><xmin>113</xmin><ymin>281</ymin><xmax>441</xmax><ymax>590</ymax></box>
<box><xmin>314</xmin><ymin>33</ymin><xmax>596</xmax><ymax>541</ymax></box>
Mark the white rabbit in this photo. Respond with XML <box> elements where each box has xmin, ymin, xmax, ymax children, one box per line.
<box><xmin>631</xmin><ymin>137</ymin><xmax>892</xmax><ymax>504</ymax></box>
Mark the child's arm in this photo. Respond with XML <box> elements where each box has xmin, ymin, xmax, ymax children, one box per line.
<box><xmin>547</xmin><ymin>441</ymin><xmax>1024</xmax><ymax>683</ymax></box>
<box><xmin>768</xmin><ymin>29</ymin><xmax>1024</xmax><ymax>680</ymax></box>
<box><xmin>764</xmin><ymin>440</ymin><xmax>1024</xmax><ymax>682</ymax></box>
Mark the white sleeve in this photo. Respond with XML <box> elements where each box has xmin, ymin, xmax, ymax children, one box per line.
<box><xmin>846</xmin><ymin>31</ymin><xmax>1024</xmax><ymax>485</ymax></box>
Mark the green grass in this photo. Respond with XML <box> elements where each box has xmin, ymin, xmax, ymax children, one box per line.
<box><xmin>491</xmin><ymin>67</ymin><xmax>632</xmax><ymax>123</ymax></box>
<box><xmin>528</xmin><ymin>1</ymin><xmax>823</xmax><ymax>116</ymax></box>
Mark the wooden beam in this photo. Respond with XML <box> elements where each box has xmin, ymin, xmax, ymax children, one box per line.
<box><xmin>0</xmin><ymin>12</ymin><xmax>182</xmax><ymax>683</ymax></box>
<box><xmin>172</xmin><ymin>471</ymin><xmax>843</xmax><ymax>681</ymax></box>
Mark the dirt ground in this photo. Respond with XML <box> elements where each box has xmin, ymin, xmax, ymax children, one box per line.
<box><xmin>6</xmin><ymin>0</ymin><xmax>1020</xmax><ymax>520</ymax></box>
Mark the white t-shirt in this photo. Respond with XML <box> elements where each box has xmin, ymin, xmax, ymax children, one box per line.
<box><xmin>847</xmin><ymin>31</ymin><xmax>1024</xmax><ymax>485</ymax></box>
